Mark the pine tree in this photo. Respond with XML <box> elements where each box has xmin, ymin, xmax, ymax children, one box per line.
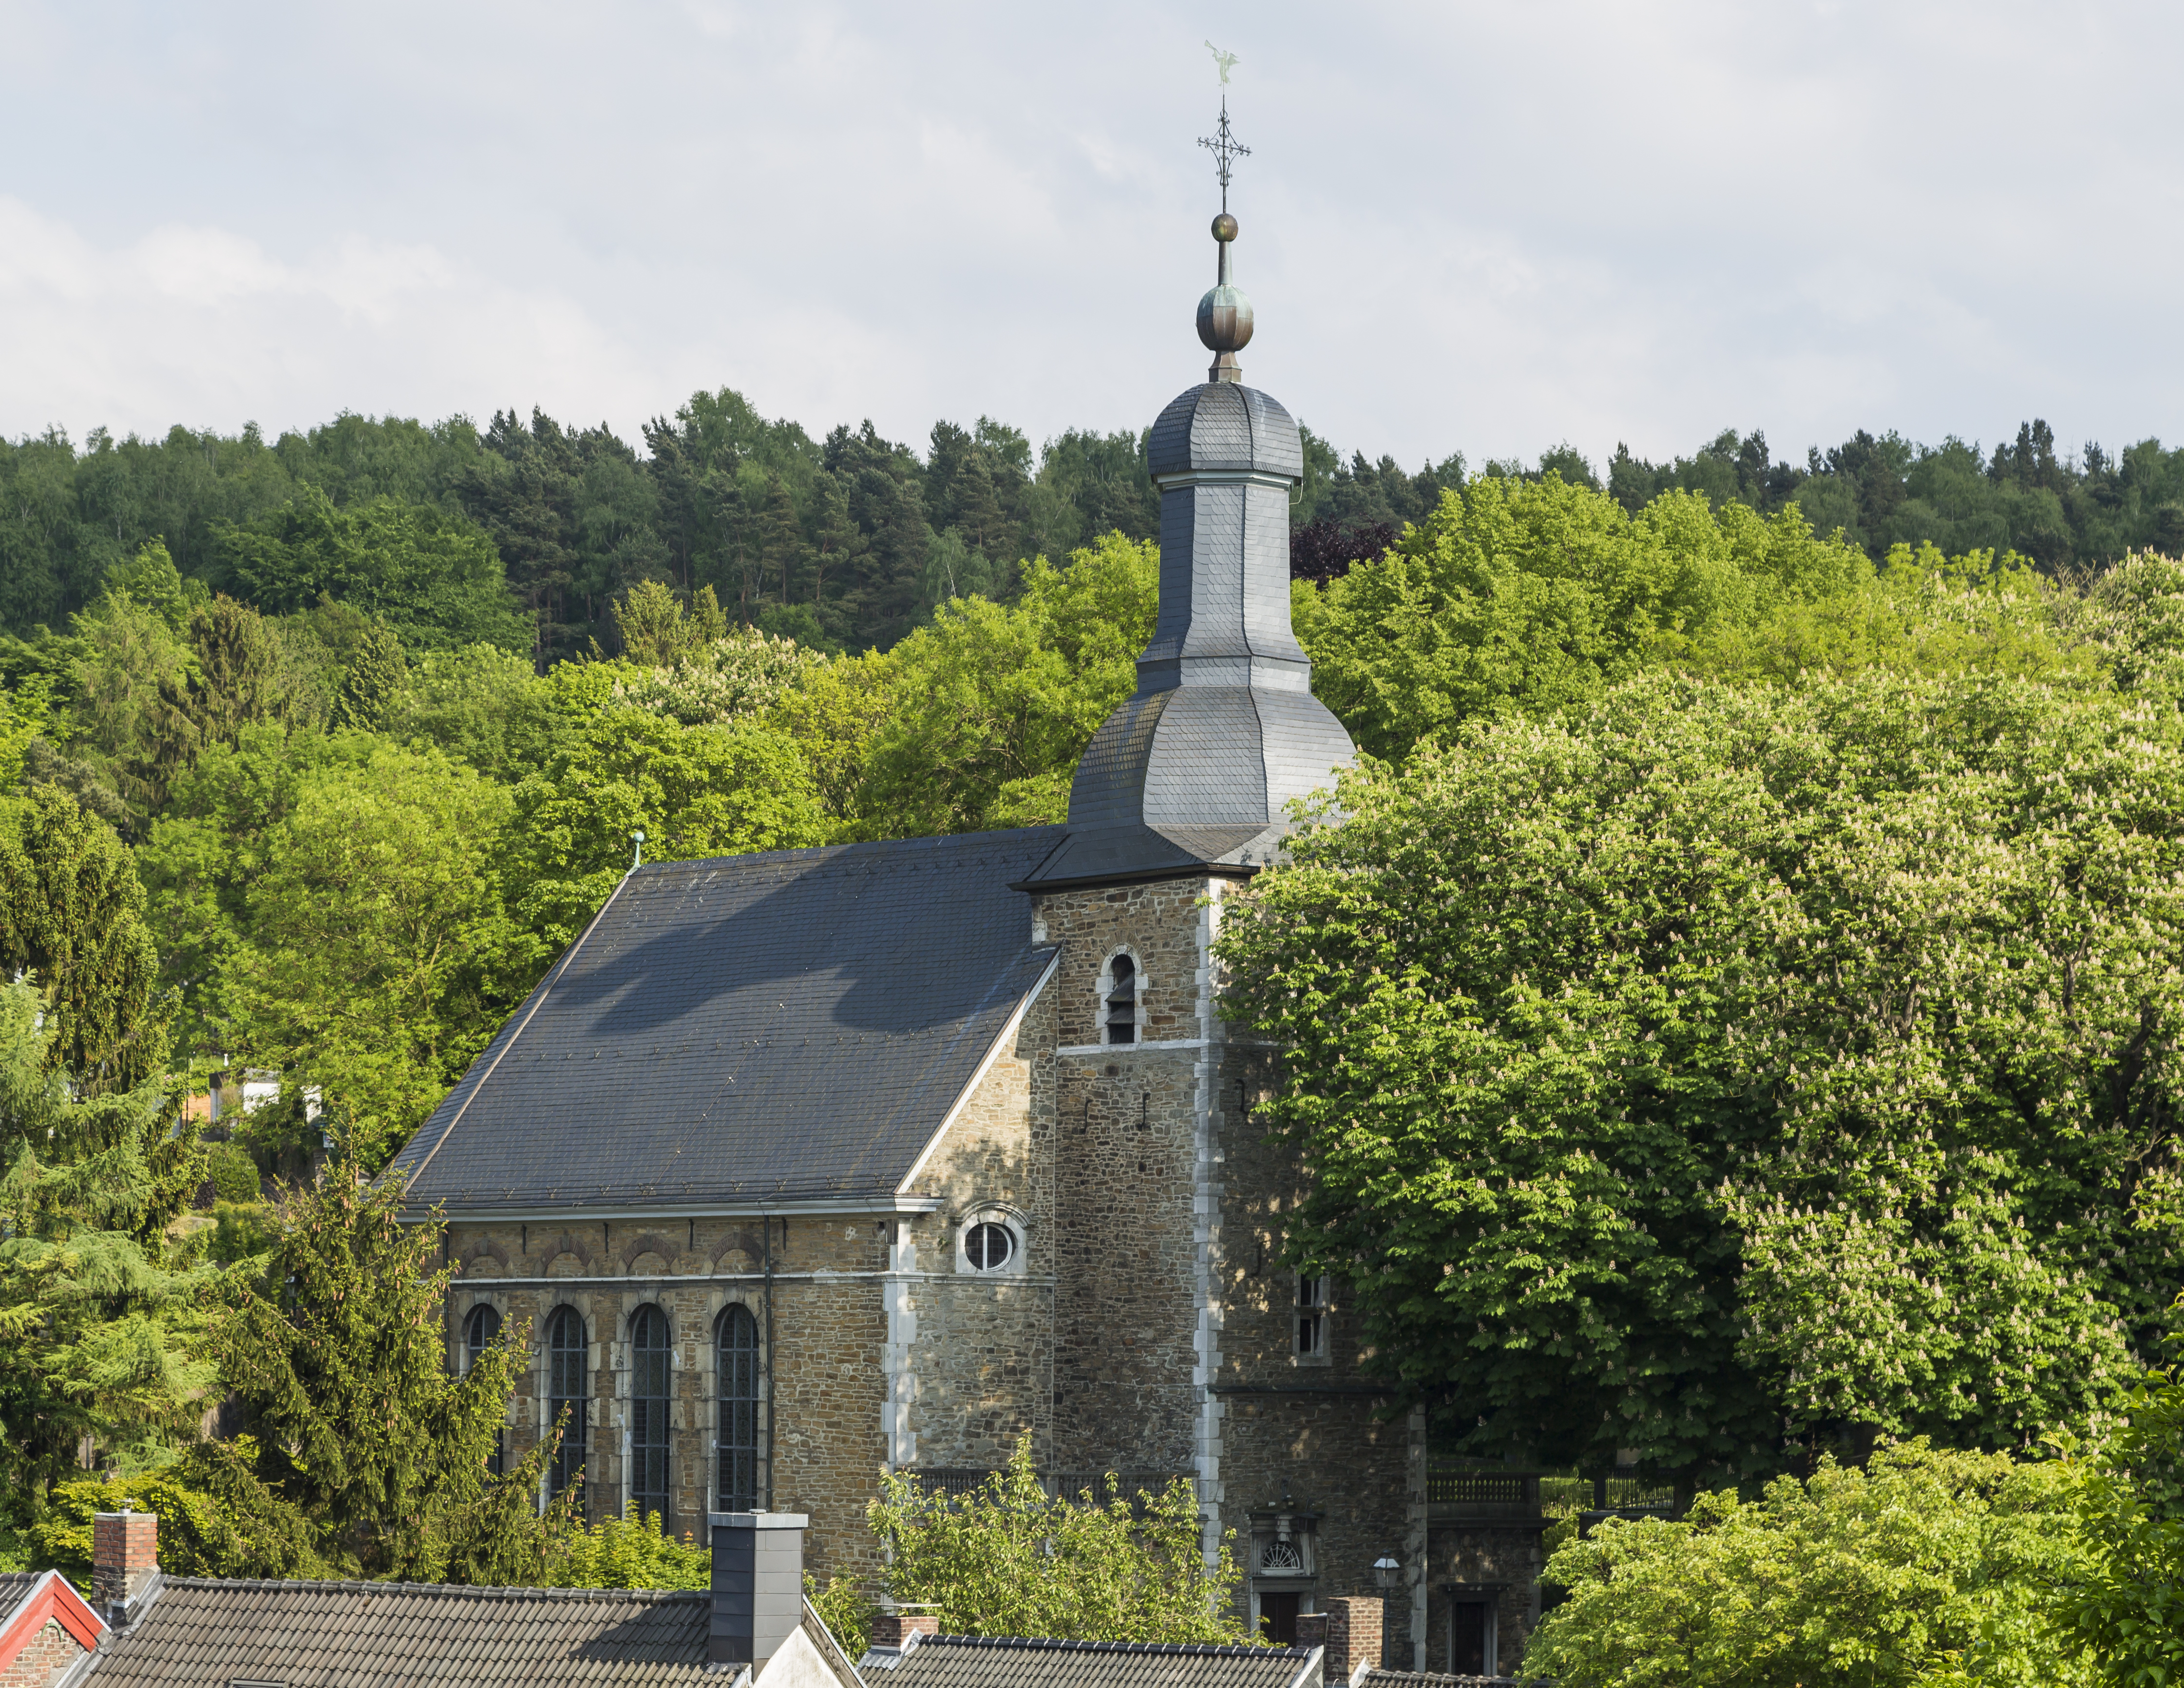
<box><xmin>0</xmin><ymin>979</ymin><xmax>212</xmax><ymax>1496</ymax></box>
<box><xmin>0</xmin><ymin>786</ymin><xmax>170</xmax><ymax>1095</ymax></box>
<box><xmin>330</xmin><ymin>617</ymin><xmax>405</xmax><ymax>732</ymax></box>
<box><xmin>202</xmin><ymin>1168</ymin><xmax>564</xmax><ymax>1581</ymax></box>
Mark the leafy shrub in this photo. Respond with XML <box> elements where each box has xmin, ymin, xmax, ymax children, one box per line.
<box><xmin>207</xmin><ymin>1140</ymin><xmax>259</xmax><ymax>1204</ymax></box>
<box><xmin>870</xmin><ymin>1429</ymin><xmax>1252</xmax><ymax>1644</ymax></box>
<box><xmin>1526</xmin><ymin>1442</ymin><xmax>2093</xmax><ymax>1688</ymax></box>
<box><xmin>806</xmin><ymin>1571</ymin><xmax>876</xmax><ymax>1656</ymax></box>
<box><xmin>539</xmin><ymin>1510</ymin><xmax>708</xmax><ymax>1590</ymax></box>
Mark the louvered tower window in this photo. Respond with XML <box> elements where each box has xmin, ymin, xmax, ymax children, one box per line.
<box><xmin>629</xmin><ymin>1305</ymin><xmax>672</xmax><ymax>1528</ymax></box>
<box><xmin>547</xmin><ymin>1307</ymin><xmax>588</xmax><ymax>1503</ymax></box>
<box><xmin>717</xmin><ymin>1304</ymin><xmax>761</xmax><ymax>1511</ymax></box>
<box><xmin>464</xmin><ymin>1304</ymin><xmax>505</xmax><ymax>1476</ymax></box>
<box><xmin>1106</xmin><ymin>954</ymin><xmax>1137</xmax><ymax>1044</ymax></box>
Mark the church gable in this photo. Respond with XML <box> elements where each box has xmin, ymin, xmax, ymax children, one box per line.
<box><xmin>389</xmin><ymin>827</ymin><xmax>1066</xmax><ymax>1214</ymax></box>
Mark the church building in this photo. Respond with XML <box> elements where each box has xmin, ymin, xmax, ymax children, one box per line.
<box><xmin>389</xmin><ymin>179</ymin><xmax>1545</xmax><ymax>1677</ymax></box>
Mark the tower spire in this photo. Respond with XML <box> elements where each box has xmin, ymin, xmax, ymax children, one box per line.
<box><xmin>1195</xmin><ymin>47</ymin><xmax>1254</xmax><ymax>384</ymax></box>
<box><xmin>1024</xmin><ymin>55</ymin><xmax>1356</xmax><ymax>888</ymax></box>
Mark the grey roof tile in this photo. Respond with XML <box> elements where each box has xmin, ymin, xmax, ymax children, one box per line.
<box><xmin>874</xmin><ymin>1634</ymin><xmax>1313</xmax><ymax>1688</ymax></box>
<box><xmin>1147</xmin><ymin>385</ymin><xmax>1305</xmax><ymax>481</ymax></box>
<box><xmin>386</xmin><ymin>829</ymin><xmax>1067</xmax><ymax>1215</ymax></box>
<box><xmin>82</xmin><ymin>1578</ymin><xmax>714</xmax><ymax>1686</ymax></box>
<box><xmin>0</xmin><ymin>1570</ymin><xmax>41</xmax><ymax>1630</ymax></box>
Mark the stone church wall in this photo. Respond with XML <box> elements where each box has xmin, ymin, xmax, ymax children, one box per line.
<box><xmin>1204</xmin><ymin>1030</ymin><xmax>1416</xmax><ymax>1659</ymax></box>
<box><xmin>439</xmin><ymin>1212</ymin><xmax>892</xmax><ymax>1581</ymax></box>
<box><xmin>1031</xmin><ymin>879</ymin><xmax>1209</xmax><ymax>1478</ymax></box>
<box><xmin>895</xmin><ymin>973</ymin><xmax>1057</xmax><ymax>1472</ymax></box>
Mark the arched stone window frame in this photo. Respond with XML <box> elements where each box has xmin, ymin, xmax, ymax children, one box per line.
<box><xmin>625</xmin><ymin>1303</ymin><xmax>674</xmax><ymax>1530</ymax></box>
<box><xmin>714</xmin><ymin>1298</ymin><xmax>764</xmax><ymax>1512</ymax></box>
<box><xmin>460</xmin><ymin>1297</ymin><xmax>509</xmax><ymax>1477</ymax></box>
<box><xmin>459</xmin><ymin>1298</ymin><xmax>504</xmax><ymax>1374</ymax></box>
<box><xmin>1098</xmin><ymin>947</ymin><xmax>1145</xmax><ymax>1046</ymax></box>
<box><xmin>543</xmin><ymin>1305</ymin><xmax>589</xmax><ymax>1509</ymax></box>
<box><xmin>955</xmin><ymin>1202</ymin><xmax>1029</xmax><ymax>1278</ymax></box>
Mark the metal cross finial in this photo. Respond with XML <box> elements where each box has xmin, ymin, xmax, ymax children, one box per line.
<box><xmin>1197</xmin><ymin>46</ymin><xmax>1250</xmax><ymax>213</ymax></box>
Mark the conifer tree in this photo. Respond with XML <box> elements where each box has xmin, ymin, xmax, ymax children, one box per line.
<box><xmin>0</xmin><ymin>978</ymin><xmax>212</xmax><ymax>1496</ymax></box>
<box><xmin>0</xmin><ymin>786</ymin><xmax>170</xmax><ymax>1095</ymax></box>
<box><xmin>201</xmin><ymin>1168</ymin><xmax>563</xmax><ymax>1581</ymax></box>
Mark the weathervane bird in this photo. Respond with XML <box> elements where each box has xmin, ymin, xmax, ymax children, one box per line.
<box><xmin>1197</xmin><ymin>42</ymin><xmax>1249</xmax><ymax>210</ymax></box>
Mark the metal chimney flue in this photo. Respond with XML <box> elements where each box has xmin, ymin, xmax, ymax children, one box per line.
<box><xmin>710</xmin><ymin>1511</ymin><xmax>807</xmax><ymax>1670</ymax></box>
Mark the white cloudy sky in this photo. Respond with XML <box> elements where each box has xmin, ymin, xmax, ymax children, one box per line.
<box><xmin>3</xmin><ymin>1</ymin><xmax>2179</xmax><ymax>473</ymax></box>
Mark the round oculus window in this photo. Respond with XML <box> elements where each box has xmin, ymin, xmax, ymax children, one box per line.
<box><xmin>965</xmin><ymin>1221</ymin><xmax>1015</xmax><ymax>1271</ymax></box>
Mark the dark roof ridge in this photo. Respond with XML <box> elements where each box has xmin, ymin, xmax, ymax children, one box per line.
<box><xmin>152</xmin><ymin>1575</ymin><xmax>706</xmax><ymax>1602</ymax></box>
<box><xmin>636</xmin><ymin>824</ymin><xmax>1068</xmax><ymax>874</ymax></box>
<box><xmin>924</xmin><ymin>1636</ymin><xmax>1305</xmax><ymax>1659</ymax></box>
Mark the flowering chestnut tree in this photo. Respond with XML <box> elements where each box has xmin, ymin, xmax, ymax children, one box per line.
<box><xmin>1215</xmin><ymin>671</ymin><xmax>2184</xmax><ymax>1486</ymax></box>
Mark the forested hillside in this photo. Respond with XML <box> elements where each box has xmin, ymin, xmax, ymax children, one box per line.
<box><xmin>11</xmin><ymin>436</ymin><xmax>2184</xmax><ymax>1664</ymax></box>
<box><xmin>9</xmin><ymin>392</ymin><xmax>2184</xmax><ymax>662</ymax></box>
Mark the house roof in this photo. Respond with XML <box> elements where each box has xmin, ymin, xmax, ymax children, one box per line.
<box><xmin>864</xmin><ymin>1636</ymin><xmax>1317</xmax><ymax>1688</ymax></box>
<box><xmin>79</xmin><ymin>1577</ymin><xmax>713</xmax><ymax>1686</ymax></box>
<box><xmin>1361</xmin><ymin>1672</ymin><xmax>1522</xmax><ymax>1688</ymax></box>
<box><xmin>0</xmin><ymin>1573</ymin><xmax>40</xmax><ymax>1629</ymax></box>
<box><xmin>0</xmin><ymin>1568</ymin><xmax>104</xmax><ymax>1673</ymax></box>
<box><xmin>387</xmin><ymin>829</ymin><xmax>1068</xmax><ymax>1216</ymax></box>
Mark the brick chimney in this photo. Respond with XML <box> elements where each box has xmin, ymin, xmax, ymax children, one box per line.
<box><xmin>1297</xmin><ymin>1597</ymin><xmax>1382</xmax><ymax>1686</ymax></box>
<box><xmin>867</xmin><ymin>1610</ymin><xmax>940</xmax><ymax>1649</ymax></box>
<box><xmin>709</xmin><ymin>1512</ymin><xmax>806</xmax><ymax>1669</ymax></box>
<box><xmin>92</xmin><ymin>1511</ymin><xmax>158</xmax><ymax>1622</ymax></box>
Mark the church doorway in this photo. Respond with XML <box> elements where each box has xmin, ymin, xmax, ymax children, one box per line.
<box><xmin>1257</xmin><ymin>1592</ymin><xmax>1300</xmax><ymax>1645</ymax></box>
<box><xmin>1447</xmin><ymin>1595</ymin><xmax>1497</xmax><ymax>1675</ymax></box>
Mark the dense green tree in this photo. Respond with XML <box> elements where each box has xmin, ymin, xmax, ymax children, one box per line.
<box><xmin>1294</xmin><ymin>476</ymin><xmax>1871</xmax><ymax>762</ymax></box>
<box><xmin>200</xmin><ymin>1168</ymin><xmax>562</xmax><ymax>1583</ymax></box>
<box><xmin>217</xmin><ymin>742</ymin><xmax>535</xmax><ymax>1170</ymax></box>
<box><xmin>140</xmin><ymin>729</ymin><xmax>533</xmax><ymax>1170</ymax></box>
<box><xmin>0</xmin><ymin>786</ymin><xmax>169</xmax><ymax>1091</ymax></box>
<box><xmin>608</xmin><ymin>580</ymin><xmax>729</xmax><ymax>668</ymax></box>
<box><xmin>323</xmin><ymin>610</ymin><xmax>406</xmax><ymax>733</ymax></box>
<box><xmin>871</xmin><ymin>1430</ymin><xmax>1249</xmax><ymax>1644</ymax></box>
<box><xmin>862</xmin><ymin>533</ymin><xmax>1158</xmax><ymax>834</ymax></box>
<box><xmin>1215</xmin><ymin>671</ymin><xmax>2184</xmax><ymax>1486</ymax></box>
<box><xmin>2054</xmin><ymin>1327</ymin><xmax>2184</xmax><ymax>1685</ymax></box>
<box><xmin>504</xmin><ymin>701</ymin><xmax>826</xmax><ymax>948</ymax></box>
<box><xmin>381</xmin><ymin>643</ymin><xmax>557</xmax><ymax>783</ymax></box>
<box><xmin>1529</xmin><ymin>1443</ymin><xmax>2092</xmax><ymax>1687</ymax></box>
<box><xmin>216</xmin><ymin>485</ymin><xmax>526</xmax><ymax>652</ymax></box>
<box><xmin>0</xmin><ymin>979</ymin><xmax>211</xmax><ymax>1500</ymax></box>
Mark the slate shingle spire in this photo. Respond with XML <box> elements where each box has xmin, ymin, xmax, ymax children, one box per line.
<box><xmin>1030</xmin><ymin>161</ymin><xmax>1356</xmax><ymax>887</ymax></box>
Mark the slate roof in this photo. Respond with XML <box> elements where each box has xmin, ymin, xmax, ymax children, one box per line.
<box><xmin>0</xmin><ymin>1571</ymin><xmax>40</xmax><ymax>1629</ymax></box>
<box><xmin>79</xmin><ymin>1577</ymin><xmax>711</xmax><ymax>1686</ymax></box>
<box><xmin>387</xmin><ymin>829</ymin><xmax>1065</xmax><ymax>1216</ymax></box>
<box><xmin>1360</xmin><ymin>1673</ymin><xmax>1524</xmax><ymax>1688</ymax></box>
<box><xmin>1147</xmin><ymin>384</ymin><xmax>1305</xmax><ymax>480</ymax></box>
<box><xmin>868</xmin><ymin>1635</ymin><xmax>1317</xmax><ymax>1688</ymax></box>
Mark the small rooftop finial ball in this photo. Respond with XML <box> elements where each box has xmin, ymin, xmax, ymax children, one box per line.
<box><xmin>1212</xmin><ymin>212</ymin><xmax>1238</xmax><ymax>243</ymax></box>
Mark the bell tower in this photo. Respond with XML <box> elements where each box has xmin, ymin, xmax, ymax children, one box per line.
<box><xmin>1025</xmin><ymin>153</ymin><xmax>1354</xmax><ymax>891</ymax></box>
<box><xmin>1026</xmin><ymin>68</ymin><xmax>1410</xmax><ymax>1662</ymax></box>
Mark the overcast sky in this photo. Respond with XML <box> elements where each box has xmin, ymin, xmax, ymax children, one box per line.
<box><xmin>3</xmin><ymin>1</ymin><xmax>2179</xmax><ymax>475</ymax></box>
